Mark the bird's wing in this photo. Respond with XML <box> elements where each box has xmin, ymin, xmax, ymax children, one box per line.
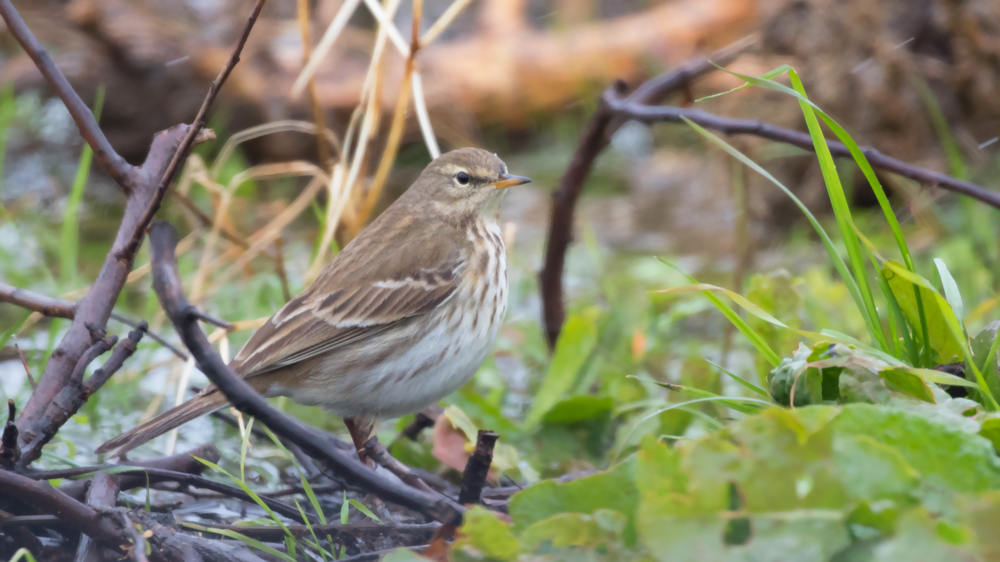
<box><xmin>228</xmin><ymin>215</ymin><xmax>464</xmax><ymax>377</ymax></box>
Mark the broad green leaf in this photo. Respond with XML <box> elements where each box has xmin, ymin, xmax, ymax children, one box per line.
<box><xmin>523</xmin><ymin>312</ymin><xmax>599</xmax><ymax>428</ymax></box>
<box><xmin>509</xmin><ymin>458</ymin><xmax>639</xmax><ymax>546</ymax></box>
<box><xmin>878</xmin><ymin>368</ymin><xmax>935</xmax><ymax>403</ymax></box>
<box><xmin>454</xmin><ymin>506</ymin><xmax>519</xmax><ymax>561</ymax></box>
<box><xmin>520</xmin><ymin>510</ymin><xmax>626</xmax><ymax>551</ymax></box>
<box><xmin>542</xmin><ymin>395</ymin><xmax>613</xmax><ymax>424</ymax></box>
<box><xmin>979</xmin><ymin>418</ymin><xmax>1000</xmax><ymax>454</ymax></box>
<box><xmin>883</xmin><ymin>261</ymin><xmax>963</xmax><ymax>363</ymax></box>
<box><xmin>443</xmin><ymin>405</ymin><xmax>479</xmax><ymax>444</ymax></box>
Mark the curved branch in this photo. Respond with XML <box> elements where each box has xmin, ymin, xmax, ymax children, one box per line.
<box><xmin>603</xmin><ymin>97</ymin><xmax>1000</xmax><ymax>210</ymax></box>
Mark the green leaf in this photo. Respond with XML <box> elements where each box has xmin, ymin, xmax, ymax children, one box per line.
<box><xmin>934</xmin><ymin>259</ymin><xmax>965</xmax><ymax>328</ymax></box>
<box><xmin>454</xmin><ymin>506</ymin><xmax>520</xmax><ymax>561</ymax></box>
<box><xmin>882</xmin><ymin>261</ymin><xmax>963</xmax><ymax>362</ymax></box>
<box><xmin>542</xmin><ymin>395</ymin><xmax>613</xmax><ymax>424</ymax></box>
<box><xmin>878</xmin><ymin>368</ymin><xmax>935</xmax><ymax>403</ymax></box>
<box><xmin>340</xmin><ymin>492</ymin><xmax>349</xmax><ymax>525</ymax></box>
<box><xmin>523</xmin><ymin>312</ymin><xmax>599</xmax><ymax>428</ymax></box>
<box><xmin>520</xmin><ymin>510</ymin><xmax>626</xmax><ymax>551</ymax></box>
<box><xmin>971</xmin><ymin>322</ymin><xmax>1000</xmax><ymax>403</ymax></box>
<box><xmin>509</xmin><ymin>458</ymin><xmax>639</xmax><ymax>546</ymax></box>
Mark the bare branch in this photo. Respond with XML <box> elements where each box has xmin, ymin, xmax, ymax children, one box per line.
<box><xmin>75</xmin><ymin>472</ymin><xmax>120</xmax><ymax>562</ymax></box>
<box><xmin>14</xmin><ymin>0</ymin><xmax>264</xmax><ymax>452</ymax></box>
<box><xmin>603</xmin><ymin>96</ymin><xmax>1000</xmax><ymax>209</ymax></box>
<box><xmin>0</xmin><ymin>281</ymin><xmax>76</xmax><ymax>319</ymax></box>
<box><xmin>0</xmin><ymin>0</ymin><xmax>135</xmax><ymax>190</ymax></box>
<box><xmin>16</xmin><ymin>325</ymin><xmax>146</xmax><ymax>468</ymax></box>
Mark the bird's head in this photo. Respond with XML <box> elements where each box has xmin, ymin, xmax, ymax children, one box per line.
<box><xmin>411</xmin><ymin>147</ymin><xmax>531</xmax><ymax>220</ymax></box>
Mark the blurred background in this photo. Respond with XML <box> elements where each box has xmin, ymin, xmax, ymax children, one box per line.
<box><xmin>3</xmin><ymin>0</ymin><xmax>1000</xmax><ymax>522</ymax></box>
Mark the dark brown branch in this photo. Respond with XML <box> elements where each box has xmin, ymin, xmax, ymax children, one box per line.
<box><xmin>0</xmin><ymin>470</ymin><xmax>132</xmax><ymax>552</ymax></box>
<box><xmin>13</xmin><ymin>0</ymin><xmax>262</xmax><ymax>459</ymax></box>
<box><xmin>196</xmin><ymin>522</ymin><xmax>440</xmax><ymax>544</ymax></box>
<box><xmin>0</xmin><ymin>508</ymin><xmax>44</xmax><ymax>553</ymax></box>
<box><xmin>57</xmin><ymin>444</ymin><xmax>220</xmax><ymax>501</ymax></box>
<box><xmin>392</xmin><ymin>406</ymin><xmax>442</xmax><ymax>446</ymax></box>
<box><xmin>364</xmin><ymin>436</ymin><xmax>436</xmax><ymax>495</ymax></box>
<box><xmin>17</xmin><ymin>325</ymin><xmax>146</xmax><ymax>468</ymax></box>
<box><xmin>602</xmin><ymin>97</ymin><xmax>1000</xmax><ymax>210</ymax></box>
<box><xmin>1</xmin><ymin>400</ymin><xmax>20</xmax><ymax>471</ymax></box>
<box><xmin>75</xmin><ymin>472</ymin><xmax>120</xmax><ymax>562</ymax></box>
<box><xmin>458</xmin><ymin>430</ymin><xmax>498</xmax><ymax>505</ymax></box>
<box><xmin>0</xmin><ymin>283</ymin><xmax>188</xmax><ymax>360</ymax></box>
<box><xmin>149</xmin><ymin>221</ymin><xmax>462</xmax><ymax>524</ymax></box>
<box><xmin>0</xmin><ymin>0</ymin><xmax>135</xmax><ymax>190</ymax></box>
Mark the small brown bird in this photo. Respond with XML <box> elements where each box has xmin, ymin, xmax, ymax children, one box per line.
<box><xmin>97</xmin><ymin>148</ymin><xmax>530</xmax><ymax>457</ymax></box>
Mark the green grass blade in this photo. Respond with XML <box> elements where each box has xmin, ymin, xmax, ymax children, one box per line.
<box><xmin>786</xmin><ymin>70</ymin><xmax>887</xmax><ymax>353</ymax></box>
<box><xmin>682</xmin><ymin>118</ymin><xmax>873</xmax><ymax>344</ymax></box>
<box><xmin>703</xmin><ymin>359</ymin><xmax>771</xmax><ymax>398</ymax></box>
<box><xmin>340</xmin><ymin>492</ymin><xmax>350</xmax><ymax>525</ymax></box>
<box><xmin>0</xmin><ymin>82</ymin><xmax>14</xmax><ymax>193</ymax></box>
<box><xmin>260</xmin><ymin>425</ymin><xmax>328</xmax><ymax>526</ymax></box>
<box><xmin>614</xmin><ymin>396</ymin><xmax>773</xmax><ymax>461</ymax></box>
<box><xmin>193</xmin><ymin>456</ymin><xmax>296</xmax><ymax>539</ymax></box>
<box><xmin>347</xmin><ymin>499</ymin><xmax>381</xmax><ymax>522</ymax></box>
<box><xmin>60</xmin><ymin>86</ymin><xmax>104</xmax><ymax>284</ymax></box>
<box><xmin>183</xmin><ymin>524</ymin><xmax>297</xmax><ymax>562</ymax></box>
<box><xmin>865</xmin><ymin>245</ymin><xmax>917</xmax><ymax>365</ymax></box>
<box><xmin>240</xmin><ymin>416</ymin><xmax>255</xmax><ymax>483</ymax></box>
<box><xmin>658</xmin><ymin>260</ymin><xmax>780</xmax><ymax>369</ymax></box>
<box><xmin>8</xmin><ymin>548</ymin><xmax>38</xmax><ymax>562</ymax></box>
<box><xmin>294</xmin><ymin>498</ymin><xmax>330</xmax><ymax>561</ymax></box>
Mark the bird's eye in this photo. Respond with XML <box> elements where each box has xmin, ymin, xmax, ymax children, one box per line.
<box><xmin>456</xmin><ymin>171</ymin><xmax>470</xmax><ymax>185</ymax></box>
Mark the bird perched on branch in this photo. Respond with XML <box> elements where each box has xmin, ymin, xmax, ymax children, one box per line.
<box><xmin>97</xmin><ymin>148</ymin><xmax>530</xmax><ymax>458</ymax></box>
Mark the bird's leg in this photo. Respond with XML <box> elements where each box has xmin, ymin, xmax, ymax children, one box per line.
<box><xmin>344</xmin><ymin>417</ymin><xmax>375</xmax><ymax>465</ymax></box>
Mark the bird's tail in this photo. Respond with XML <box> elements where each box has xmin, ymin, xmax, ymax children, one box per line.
<box><xmin>95</xmin><ymin>392</ymin><xmax>227</xmax><ymax>457</ymax></box>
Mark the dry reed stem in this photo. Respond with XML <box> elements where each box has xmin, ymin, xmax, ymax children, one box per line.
<box><xmin>211</xmin><ymin>121</ymin><xmax>341</xmax><ymax>180</ymax></box>
<box><xmin>297</xmin><ymin>0</ymin><xmax>331</xmax><ymax>166</ymax></box>
<box><xmin>292</xmin><ymin>0</ymin><xmax>363</xmax><ymax>97</ymax></box>
<box><xmin>419</xmin><ymin>0</ymin><xmax>473</xmax><ymax>47</ymax></box>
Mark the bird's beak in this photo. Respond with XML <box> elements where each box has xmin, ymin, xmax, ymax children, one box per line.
<box><xmin>489</xmin><ymin>173</ymin><xmax>532</xmax><ymax>189</ymax></box>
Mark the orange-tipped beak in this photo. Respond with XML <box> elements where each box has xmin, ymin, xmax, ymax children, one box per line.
<box><xmin>490</xmin><ymin>173</ymin><xmax>532</xmax><ymax>189</ymax></box>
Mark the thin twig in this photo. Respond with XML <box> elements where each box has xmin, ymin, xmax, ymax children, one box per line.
<box><xmin>75</xmin><ymin>472</ymin><xmax>120</xmax><ymax>562</ymax></box>
<box><xmin>14</xmin><ymin>343</ymin><xmax>36</xmax><ymax>390</ymax></box>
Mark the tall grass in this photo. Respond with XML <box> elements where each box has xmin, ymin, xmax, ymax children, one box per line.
<box><xmin>677</xmin><ymin>66</ymin><xmax>1000</xmax><ymax>410</ymax></box>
